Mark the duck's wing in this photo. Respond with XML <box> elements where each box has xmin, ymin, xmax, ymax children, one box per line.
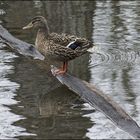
<box><xmin>49</xmin><ymin>33</ymin><xmax>76</xmax><ymax>46</ymax></box>
<box><xmin>47</xmin><ymin>41</ymin><xmax>91</xmax><ymax>61</ymax></box>
<box><xmin>49</xmin><ymin>33</ymin><xmax>92</xmax><ymax>48</ymax></box>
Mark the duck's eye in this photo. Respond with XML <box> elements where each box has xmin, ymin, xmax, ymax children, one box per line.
<box><xmin>32</xmin><ymin>19</ymin><xmax>40</xmax><ymax>24</ymax></box>
<box><xmin>29</xmin><ymin>45</ymin><xmax>34</xmax><ymax>51</ymax></box>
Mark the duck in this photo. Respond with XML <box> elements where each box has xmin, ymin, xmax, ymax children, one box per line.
<box><xmin>23</xmin><ymin>16</ymin><xmax>93</xmax><ymax>75</ymax></box>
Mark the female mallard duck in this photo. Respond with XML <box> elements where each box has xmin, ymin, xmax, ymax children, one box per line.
<box><xmin>23</xmin><ymin>16</ymin><xmax>93</xmax><ymax>75</ymax></box>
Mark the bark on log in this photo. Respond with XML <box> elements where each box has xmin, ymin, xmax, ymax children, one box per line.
<box><xmin>0</xmin><ymin>25</ymin><xmax>44</xmax><ymax>60</ymax></box>
<box><xmin>0</xmin><ymin>25</ymin><xmax>140</xmax><ymax>138</ymax></box>
<box><xmin>51</xmin><ymin>67</ymin><xmax>140</xmax><ymax>139</ymax></box>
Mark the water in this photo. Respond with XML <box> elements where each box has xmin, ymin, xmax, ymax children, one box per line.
<box><xmin>0</xmin><ymin>0</ymin><xmax>140</xmax><ymax>139</ymax></box>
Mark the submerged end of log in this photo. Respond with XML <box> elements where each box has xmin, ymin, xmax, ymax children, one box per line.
<box><xmin>0</xmin><ymin>25</ymin><xmax>45</xmax><ymax>60</ymax></box>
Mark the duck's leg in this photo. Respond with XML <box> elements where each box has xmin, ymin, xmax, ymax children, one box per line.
<box><xmin>63</xmin><ymin>61</ymin><xmax>68</xmax><ymax>72</ymax></box>
<box><xmin>53</xmin><ymin>61</ymin><xmax>68</xmax><ymax>75</ymax></box>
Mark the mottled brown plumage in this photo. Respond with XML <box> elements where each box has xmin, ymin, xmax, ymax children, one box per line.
<box><xmin>23</xmin><ymin>16</ymin><xmax>93</xmax><ymax>74</ymax></box>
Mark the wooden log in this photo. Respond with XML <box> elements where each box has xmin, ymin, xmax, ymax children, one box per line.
<box><xmin>51</xmin><ymin>65</ymin><xmax>140</xmax><ymax>139</ymax></box>
<box><xmin>0</xmin><ymin>25</ymin><xmax>44</xmax><ymax>60</ymax></box>
<box><xmin>0</xmin><ymin>25</ymin><xmax>140</xmax><ymax>138</ymax></box>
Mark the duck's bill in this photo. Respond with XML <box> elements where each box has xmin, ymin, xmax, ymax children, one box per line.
<box><xmin>22</xmin><ymin>23</ymin><xmax>33</xmax><ymax>29</ymax></box>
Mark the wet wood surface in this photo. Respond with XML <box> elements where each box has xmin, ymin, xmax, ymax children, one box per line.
<box><xmin>51</xmin><ymin>66</ymin><xmax>140</xmax><ymax>138</ymax></box>
<box><xmin>0</xmin><ymin>25</ymin><xmax>140</xmax><ymax>138</ymax></box>
<box><xmin>0</xmin><ymin>25</ymin><xmax>44</xmax><ymax>60</ymax></box>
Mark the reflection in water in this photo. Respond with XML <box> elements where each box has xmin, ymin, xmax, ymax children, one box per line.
<box><xmin>0</xmin><ymin>1</ymin><xmax>95</xmax><ymax>139</ymax></box>
<box><xmin>88</xmin><ymin>0</ymin><xmax>140</xmax><ymax>139</ymax></box>
<box><xmin>39</xmin><ymin>86</ymin><xmax>77</xmax><ymax>117</ymax></box>
<box><xmin>0</xmin><ymin>45</ymin><xmax>35</xmax><ymax>138</ymax></box>
<box><xmin>1</xmin><ymin>0</ymin><xmax>140</xmax><ymax>139</ymax></box>
<box><xmin>9</xmin><ymin>57</ymin><xmax>93</xmax><ymax>139</ymax></box>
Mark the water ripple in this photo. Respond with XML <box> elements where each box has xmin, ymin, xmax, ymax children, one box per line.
<box><xmin>89</xmin><ymin>47</ymin><xmax>140</xmax><ymax>68</ymax></box>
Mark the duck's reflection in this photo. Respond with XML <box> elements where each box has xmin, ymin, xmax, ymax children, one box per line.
<box><xmin>39</xmin><ymin>86</ymin><xmax>79</xmax><ymax>117</ymax></box>
<box><xmin>9</xmin><ymin>57</ymin><xmax>93</xmax><ymax>139</ymax></box>
<box><xmin>38</xmin><ymin>86</ymin><xmax>83</xmax><ymax>131</ymax></box>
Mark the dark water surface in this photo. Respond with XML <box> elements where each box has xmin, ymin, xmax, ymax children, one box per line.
<box><xmin>0</xmin><ymin>0</ymin><xmax>140</xmax><ymax>139</ymax></box>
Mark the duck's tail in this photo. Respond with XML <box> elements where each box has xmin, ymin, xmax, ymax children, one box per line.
<box><xmin>87</xmin><ymin>45</ymin><xmax>98</xmax><ymax>53</ymax></box>
<box><xmin>80</xmin><ymin>40</ymin><xmax>98</xmax><ymax>53</ymax></box>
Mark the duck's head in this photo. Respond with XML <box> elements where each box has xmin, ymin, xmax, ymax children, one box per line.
<box><xmin>23</xmin><ymin>16</ymin><xmax>48</xmax><ymax>30</ymax></box>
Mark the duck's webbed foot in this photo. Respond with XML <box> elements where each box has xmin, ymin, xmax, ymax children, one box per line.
<box><xmin>52</xmin><ymin>62</ymin><xmax>68</xmax><ymax>76</ymax></box>
<box><xmin>53</xmin><ymin>69</ymin><xmax>67</xmax><ymax>76</ymax></box>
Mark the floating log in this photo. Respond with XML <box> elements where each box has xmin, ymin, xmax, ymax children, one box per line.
<box><xmin>0</xmin><ymin>25</ymin><xmax>140</xmax><ymax>138</ymax></box>
<box><xmin>51</xmin><ymin>67</ymin><xmax>140</xmax><ymax>139</ymax></box>
<box><xmin>0</xmin><ymin>25</ymin><xmax>44</xmax><ymax>60</ymax></box>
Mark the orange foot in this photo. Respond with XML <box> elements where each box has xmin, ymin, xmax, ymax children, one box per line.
<box><xmin>52</xmin><ymin>62</ymin><xmax>68</xmax><ymax>76</ymax></box>
<box><xmin>53</xmin><ymin>69</ymin><xmax>66</xmax><ymax>76</ymax></box>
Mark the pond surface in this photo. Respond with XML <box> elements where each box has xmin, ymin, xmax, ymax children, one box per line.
<box><xmin>0</xmin><ymin>0</ymin><xmax>140</xmax><ymax>139</ymax></box>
